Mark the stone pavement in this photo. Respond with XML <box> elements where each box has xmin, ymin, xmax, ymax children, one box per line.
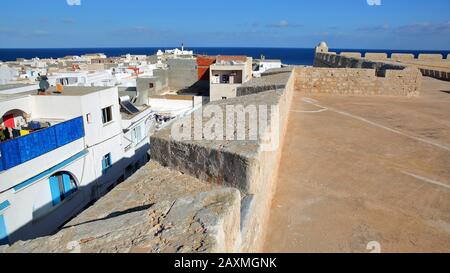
<box><xmin>264</xmin><ymin>77</ymin><xmax>450</xmax><ymax>253</ymax></box>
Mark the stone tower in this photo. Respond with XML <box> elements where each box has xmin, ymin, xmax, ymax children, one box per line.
<box><xmin>315</xmin><ymin>41</ymin><xmax>329</xmax><ymax>53</ymax></box>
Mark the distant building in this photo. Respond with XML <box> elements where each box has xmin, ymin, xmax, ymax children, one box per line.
<box><xmin>315</xmin><ymin>41</ymin><xmax>329</xmax><ymax>53</ymax></box>
<box><xmin>164</xmin><ymin>48</ymin><xmax>194</xmax><ymax>57</ymax></box>
<box><xmin>253</xmin><ymin>58</ymin><xmax>282</xmax><ymax>78</ymax></box>
<box><xmin>0</xmin><ymin>65</ymin><xmax>19</xmax><ymax>85</ymax></box>
<box><xmin>91</xmin><ymin>58</ymin><xmax>116</xmax><ymax>64</ymax></box>
<box><xmin>0</xmin><ymin>84</ymin><xmax>153</xmax><ymax>245</ymax></box>
<box><xmin>47</xmin><ymin>71</ymin><xmax>114</xmax><ymax>87</ymax></box>
<box><xmin>209</xmin><ymin>56</ymin><xmax>253</xmax><ymax>101</ymax></box>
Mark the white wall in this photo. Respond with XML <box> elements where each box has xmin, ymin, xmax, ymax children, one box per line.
<box><xmin>0</xmin><ymin>66</ymin><xmax>18</xmax><ymax>84</ymax></box>
<box><xmin>80</xmin><ymin>88</ymin><xmax>122</xmax><ymax>147</ymax></box>
<box><xmin>0</xmin><ymin>96</ymin><xmax>32</xmax><ymax>118</ymax></box>
<box><xmin>1</xmin><ymin>152</ymin><xmax>92</xmax><ymax>242</ymax></box>
<box><xmin>0</xmin><ymin>86</ymin><xmax>153</xmax><ymax>244</ymax></box>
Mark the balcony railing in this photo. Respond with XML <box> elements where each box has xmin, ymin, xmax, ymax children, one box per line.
<box><xmin>0</xmin><ymin>117</ymin><xmax>85</xmax><ymax>172</ymax></box>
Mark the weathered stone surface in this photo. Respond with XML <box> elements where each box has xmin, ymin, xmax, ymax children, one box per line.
<box><xmin>151</xmin><ymin>71</ymin><xmax>296</xmax><ymax>252</ymax></box>
<box><xmin>314</xmin><ymin>52</ymin><xmax>406</xmax><ymax>71</ymax></box>
<box><xmin>341</xmin><ymin>52</ymin><xmax>362</xmax><ymax>58</ymax></box>
<box><xmin>391</xmin><ymin>53</ymin><xmax>415</xmax><ymax>62</ymax></box>
<box><xmin>418</xmin><ymin>54</ymin><xmax>443</xmax><ymax>61</ymax></box>
<box><xmin>364</xmin><ymin>53</ymin><xmax>388</xmax><ymax>61</ymax></box>
<box><xmin>237</xmin><ymin>70</ymin><xmax>292</xmax><ymax>96</ymax></box>
<box><xmin>315</xmin><ymin>51</ymin><xmax>449</xmax><ymax>82</ymax></box>
<box><xmin>66</xmin><ymin>161</ymin><xmax>217</xmax><ymax>227</ymax></box>
<box><xmin>3</xmin><ymin>188</ymin><xmax>241</xmax><ymax>253</ymax></box>
<box><xmin>151</xmin><ymin>71</ymin><xmax>294</xmax><ymax>194</ymax></box>
<box><xmin>2</xmin><ymin>162</ymin><xmax>242</xmax><ymax>253</ymax></box>
<box><xmin>295</xmin><ymin>67</ymin><xmax>422</xmax><ymax>97</ymax></box>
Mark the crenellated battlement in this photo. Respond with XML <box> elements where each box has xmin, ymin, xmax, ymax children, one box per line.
<box><xmin>314</xmin><ymin>42</ymin><xmax>450</xmax><ymax>82</ymax></box>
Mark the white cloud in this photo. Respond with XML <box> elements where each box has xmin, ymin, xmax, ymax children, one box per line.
<box><xmin>275</xmin><ymin>20</ymin><xmax>290</xmax><ymax>28</ymax></box>
<box><xmin>66</xmin><ymin>0</ymin><xmax>81</xmax><ymax>6</ymax></box>
<box><xmin>268</xmin><ymin>20</ymin><xmax>302</xmax><ymax>28</ymax></box>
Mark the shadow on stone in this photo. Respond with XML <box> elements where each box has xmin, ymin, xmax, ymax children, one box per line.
<box><xmin>63</xmin><ymin>203</ymin><xmax>155</xmax><ymax>229</ymax></box>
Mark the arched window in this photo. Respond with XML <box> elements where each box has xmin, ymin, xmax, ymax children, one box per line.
<box><xmin>49</xmin><ymin>172</ymin><xmax>78</xmax><ymax>206</ymax></box>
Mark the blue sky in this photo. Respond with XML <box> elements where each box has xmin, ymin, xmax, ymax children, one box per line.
<box><xmin>0</xmin><ymin>0</ymin><xmax>449</xmax><ymax>49</ymax></box>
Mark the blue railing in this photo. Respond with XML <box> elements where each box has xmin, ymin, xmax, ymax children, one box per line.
<box><xmin>0</xmin><ymin>117</ymin><xmax>85</xmax><ymax>172</ymax></box>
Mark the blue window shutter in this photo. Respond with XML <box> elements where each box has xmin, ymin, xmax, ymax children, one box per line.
<box><xmin>49</xmin><ymin>176</ymin><xmax>61</xmax><ymax>206</ymax></box>
<box><xmin>102</xmin><ymin>154</ymin><xmax>112</xmax><ymax>174</ymax></box>
<box><xmin>62</xmin><ymin>173</ymin><xmax>72</xmax><ymax>197</ymax></box>
<box><xmin>0</xmin><ymin>215</ymin><xmax>9</xmax><ymax>245</ymax></box>
<box><xmin>102</xmin><ymin>157</ymin><xmax>107</xmax><ymax>173</ymax></box>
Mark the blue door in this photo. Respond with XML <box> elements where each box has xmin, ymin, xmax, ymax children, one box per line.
<box><xmin>49</xmin><ymin>172</ymin><xmax>78</xmax><ymax>206</ymax></box>
<box><xmin>0</xmin><ymin>215</ymin><xmax>8</xmax><ymax>245</ymax></box>
<box><xmin>49</xmin><ymin>175</ymin><xmax>62</xmax><ymax>206</ymax></box>
<box><xmin>62</xmin><ymin>173</ymin><xmax>74</xmax><ymax>198</ymax></box>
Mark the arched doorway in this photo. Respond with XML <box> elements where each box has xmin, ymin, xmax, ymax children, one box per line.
<box><xmin>1</xmin><ymin>109</ymin><xmax>28</xmax><ymax>129</ymax></box>
<box><xmin>49</xmin><ymin>172</ymin><xmax>78</xmax><ymax>206</ymax></box>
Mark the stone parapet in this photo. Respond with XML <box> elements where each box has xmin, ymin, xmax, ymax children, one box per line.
<box><xmin>295</xmin><ymin>67</ymin><xmax>421</xmax><ymax>97</ymax></box>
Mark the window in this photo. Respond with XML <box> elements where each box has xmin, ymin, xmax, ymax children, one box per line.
<box><xmin>86</xmin><ymin>113</ymin><xmax>92</xmax><ymax>124</ymax></box>
<box><xmin>132</xmin><ymin>125</ymin><xmax>145</xmax><ymax>145</ymax></box>
<box><xmin>102</xmin><ymin>153</ymin><xmax>112</xmax><ymax>174</ymax></box>
<box><xmin>49</xmin><ymin>172</ymin><xmax>78</xmax><ymax>206</ymax></box>
<box><xmin>102</xmin><ymin>106</ymin><xmax>113</xmax><ymax>124</ymax></box>
<box><xmin>149</xmin><ymin>83</ymin><xmax>154</xmax><ymax>89</ymax></box>
<box><xmin>221</xmin><ymin>74</ymin><xmax>230</xmax><ymax>84</ymax></box>
<box><xmin>222</xmin><ymin>97</ymin><xmax>227</xmax><ymax>100</ymax></box>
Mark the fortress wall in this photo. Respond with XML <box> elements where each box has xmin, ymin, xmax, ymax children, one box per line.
<box><xmin>340</xmin><ymin>52</ymin><xmax>362</xmax><ymax>58</ymax></box>
<box><xmin>420</xmin><ymin>68</ymin><xmax>450</xmax><ymax>81</ymax></box>
<box><xmin>320</xmin><ymin>51</ymin><xmax>447</xmax><ymax>64</ymax></box>
<box><xmin>418</xmin><ymin>54</ymin><xmax>444</xmax><ymax>61</ymax></box>
<box><xmin>150</xmin><ymin>71</ymin><xmax>296</xmax><ymax>252</ymax></box>
<box><xmin>314</xmin><ymin>52</ymin><xmax>406</xmax><ymax>71</ymax></box>
<box><xmin>365</xmin><ymin>53</ymin><xmax>388</xmax><ymax>60</ymax></box>
<box><xmin>295</xmin><ymin>67</ymin><xmax>421</xmax><ymax>97</ymax></box>
<box><xmin>391</xmin><ymin>53</ymin><xmax>415</xmax><ymax>62</ymax></box>
<box><xmin>316</xmin><ymin>51</ymin><xmax>449</xmax><ymax>82</ymax></box>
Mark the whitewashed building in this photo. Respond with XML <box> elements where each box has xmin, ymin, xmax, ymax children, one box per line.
<box><xmin>209</xmin><ymin>56</ymin><xmax>253</xmax><ymax>102</ymax></box>
<box><xmin>0</xmin><ymin>84</ymin><xmax>153</xmax><ymax>245</ymax></box>
<box><xmin>252</xmin><ymin>59</ymin><xmax>282</xmax><ymax>78</ymax></box>
<box><xmin>0</xmin><ymin>65</ymin><xmax>19</xmax><ymax>85</ymax></box>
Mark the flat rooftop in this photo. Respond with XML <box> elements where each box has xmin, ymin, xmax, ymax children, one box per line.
<box><xmin>264</xmin><ymin>77</ymin><xmax>450</xmax><ymax>253</ymax></box>
<box><xmin>40</xmin><ymin>86</ymin><xmax>112</xmax><ymax>96</ymax></box>
<box><xmin>0</xmin><ymin>84</ymin><xmax>39</xmax><ymax>101</ymax></box>
<box><xmin>211</xmin><ymin>62</ymin><xmax>246</xmax><ymax>68</ymax></box>
<box><xmin>0</xmin><ymin>84</ymin><xmax>33</xmax><ymax>91</ymax></box>
<box><xmin>0</xmin><ymin>85</ymin><xmax>114</xmax><ymax>101</ymax></box>
<box><xmin>255</xmin><ymin>59</ymin><xmax>282</xmax><ymax>63</ymax></box>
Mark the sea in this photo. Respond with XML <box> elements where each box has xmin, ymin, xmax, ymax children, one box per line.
<box><xmin>0</xmin><ymin>47</ymin><xmax>449</xmax><ymax>66</ymax></box>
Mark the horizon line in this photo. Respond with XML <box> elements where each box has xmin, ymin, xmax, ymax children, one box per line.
<box><xmin>0</xmin><ymin>46</ymin><xmax>449</xmax><ymax>52</ymax></box>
